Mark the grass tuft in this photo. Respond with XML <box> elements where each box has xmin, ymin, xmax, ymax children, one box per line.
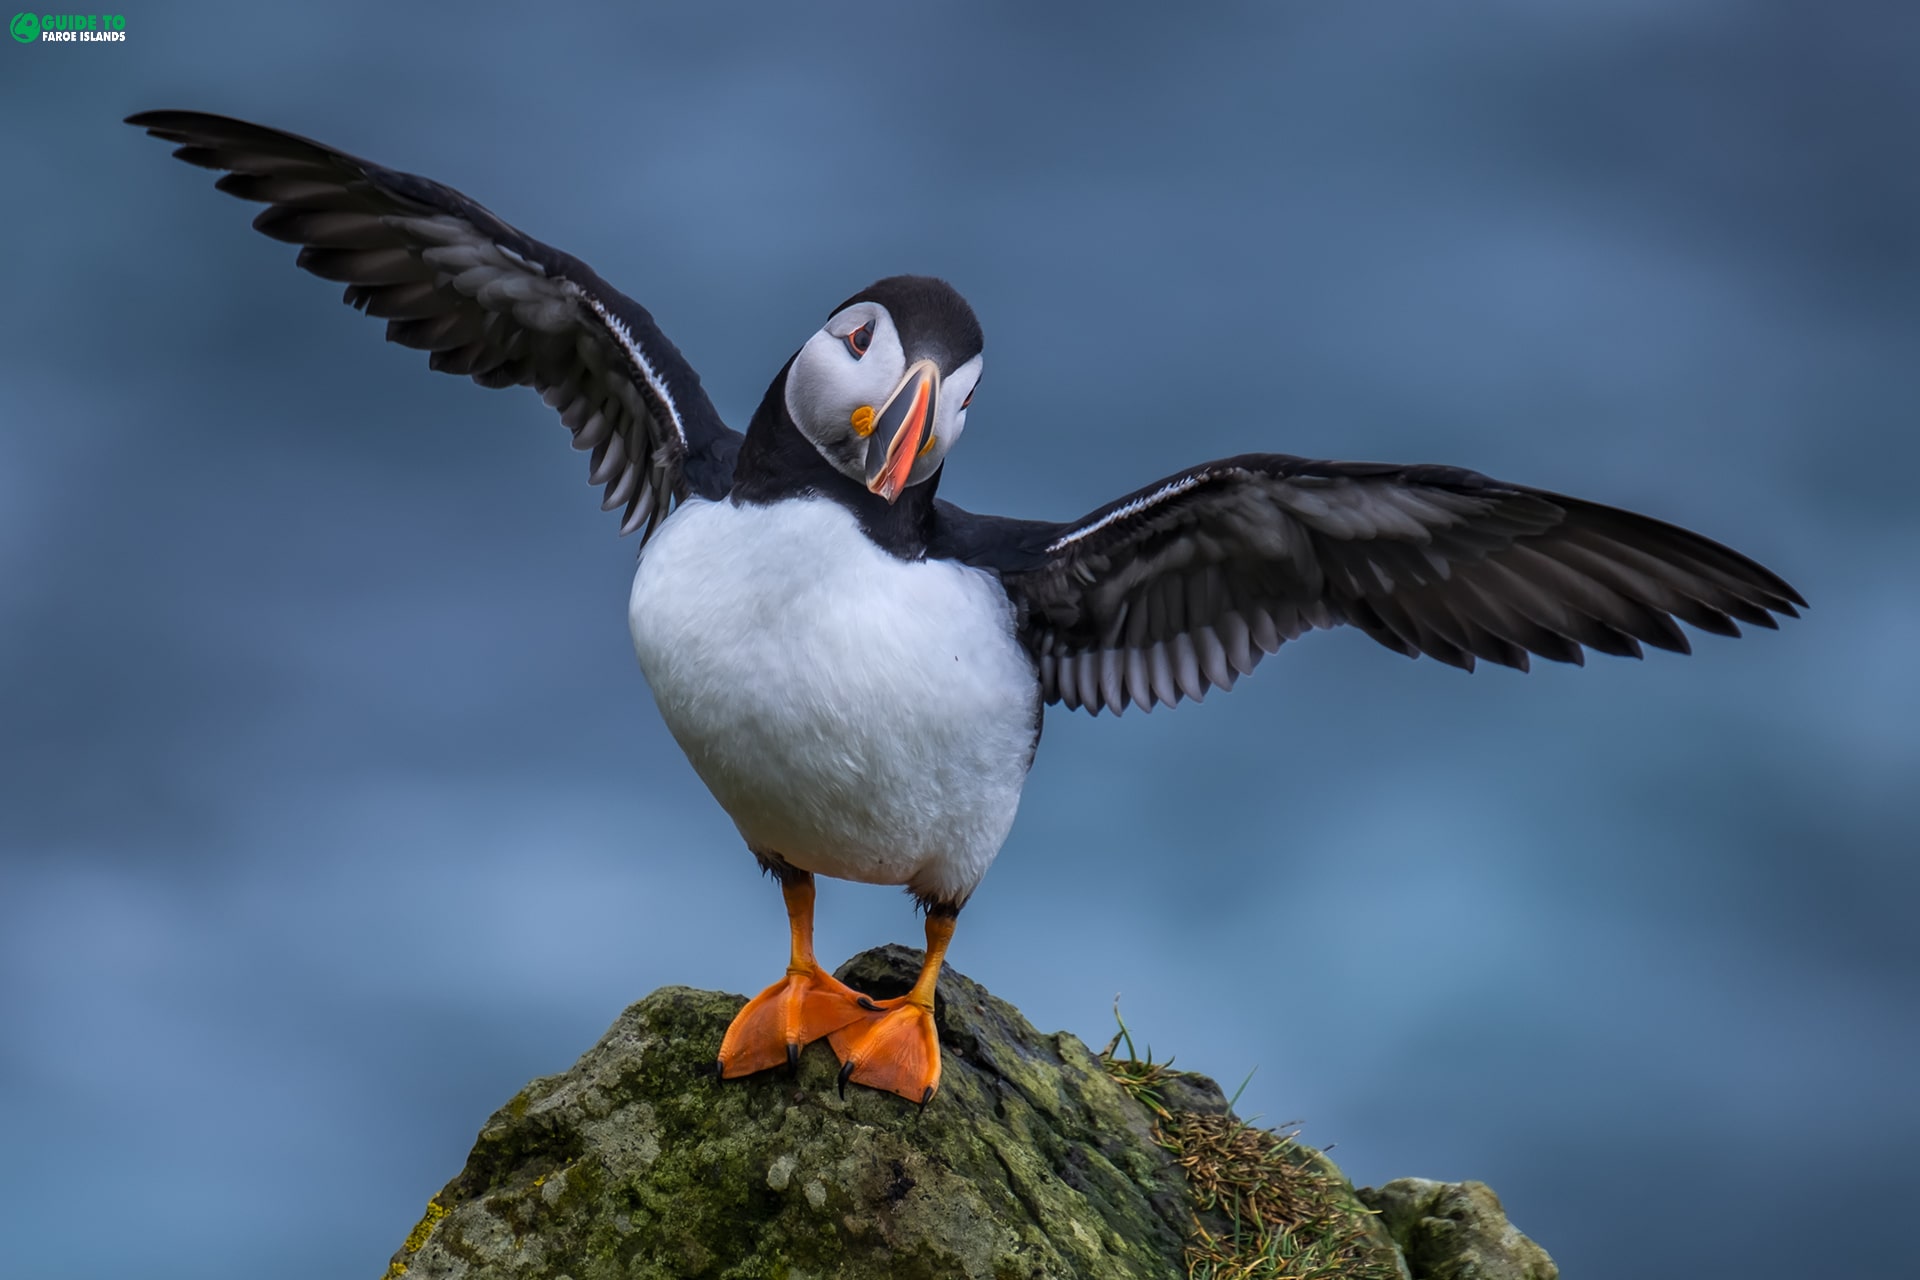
<box><xmin>1100</xmin><ymin>1004</ymin><xmax>1400</xmax><ymax>1280</ymax></box>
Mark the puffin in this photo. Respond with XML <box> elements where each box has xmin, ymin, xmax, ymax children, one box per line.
<box><xmin>129</xmin><ymin>110</ymin><xmax>1804</xmax><ymax>1105</ymax></box>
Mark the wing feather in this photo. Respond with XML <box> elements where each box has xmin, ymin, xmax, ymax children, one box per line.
<box><xmin>934</xmin><ymin>454</ymin><xmax>1801</xmax><ymax>715</ymax></box>
<box><xmin>128</xmin><ymin>109</ymin><xmax>741</xmax><ymax>536</ymax></box>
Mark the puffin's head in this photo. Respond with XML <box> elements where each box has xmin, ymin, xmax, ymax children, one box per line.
<box><xmin>783</xmin><ymin>275</ymin><xmax>984</xmax><ymax>503</ymax></box>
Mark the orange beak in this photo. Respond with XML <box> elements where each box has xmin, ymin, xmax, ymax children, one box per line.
<box><xmin>864</xmin><ymin>359</ymin><xmax>940</xmax><ymax>504</ymax></box>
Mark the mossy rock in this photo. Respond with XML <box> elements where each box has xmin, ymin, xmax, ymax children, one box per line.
<box><xmin>384</xmin><ymin>946</ymin><xmax>1549</xmax><ymax>1280</ymax></box>
<box><xmin>1357</xmin><ymin>1179</ymin><xmax>1558</xmax><ymax>1280</ymax></box>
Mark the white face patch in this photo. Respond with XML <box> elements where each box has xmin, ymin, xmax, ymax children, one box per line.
<box><xmin>783</xmin><ymin>302</ymin><xmax>983</xmax><ymax>492</ymax></box>
<box><xmin>785</xmin><ymin>302</ymin><xmax>905</xmax><ymax>482</ymax></box>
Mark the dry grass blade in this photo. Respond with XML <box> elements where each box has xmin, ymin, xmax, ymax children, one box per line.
<box><xmin>1100</xmin><ymin>1004</ymin><xmax>1400</xmax><ymax>1280</ymax></box>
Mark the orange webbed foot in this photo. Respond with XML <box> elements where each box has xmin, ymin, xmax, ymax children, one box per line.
<box><xmin>717</xmin><ymin>965</ymin><xmax>875</xmax><ymax>1079</ymax></box>
<box><xmin>828</xmin><ymin>996</ymin><xmax>942</xmax><ymax>1104</ymax></box>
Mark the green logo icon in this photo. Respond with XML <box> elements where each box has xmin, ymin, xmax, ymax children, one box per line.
<box><xmin>9</xmin><ymin>12</ymin><xmax>37</xmax><ymax>42</ymax></box>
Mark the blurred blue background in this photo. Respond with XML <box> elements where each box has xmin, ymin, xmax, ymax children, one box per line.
<box><xmin>3</xmin><ymin>2</ymin><xmax>1915</xmax><ymax>1276</ymax></box>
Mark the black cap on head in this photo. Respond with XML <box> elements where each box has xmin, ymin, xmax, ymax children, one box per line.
<box><xmin>833</xmin><ymin>275</ymin><xmax>983</xmax><ymax>373</ymax></box>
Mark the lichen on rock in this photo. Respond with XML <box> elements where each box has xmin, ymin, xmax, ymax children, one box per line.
<box><xmin>1357</xmin><ymin>1179</ymin><xmax>1559</xmax><ymax>1280</ymax></box>
<box><xmin>384</xmin><ymin>946</ymin><xmax>1552</xmax><ymax>1280</ymax></box>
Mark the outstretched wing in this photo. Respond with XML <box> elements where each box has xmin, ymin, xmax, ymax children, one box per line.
<box><xmin>127</xmin><ymin>110</ymin><xmax>741</xmax><ymax>537</ymax></box>
<box><xmin>935</xmin><ymin>454</ymin><xmax>1804</xmax><ymax>716</ymax></box>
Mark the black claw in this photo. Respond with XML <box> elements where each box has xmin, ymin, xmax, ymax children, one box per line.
<box><xmin>919</xmin><ymin>1086</ymin><xmax>935</xmax><ymax>1109</ymax></box>
<box><xmin>856</xmin><ymin>996</ymin><xmax>880</xmax><ymax>1012</ymax></box>
<box><xmin>711</xmin><ymin>1058</ymin><xmax>725</xmax><ymax>1081</ymax></box>
<box><xmin>786</xmin><ymin>1042</ymin><xmax>801</xmax><ymax>1073</ymax></box>
<box><xmin>837</xmin><ymin>1060</ymin><xmax>855</xmax><ymax>1099</ymax></box>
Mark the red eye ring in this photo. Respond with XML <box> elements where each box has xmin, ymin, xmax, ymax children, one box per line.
<box><xmin>845</xmin><ymin>321</ymin><xmax>874</xmax><ymax>359</ymax></box>
<box><xmin>962</xmin><ymin>383</ymin><xmax>977</xmax><ymax>409</ymax></box>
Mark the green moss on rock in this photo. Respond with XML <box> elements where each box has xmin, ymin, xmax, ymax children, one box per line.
<box><xmin>1357</xmin><ymin>1179</ymin><xmax>1558</xmax><ymax>1280</ymax></box>
<box><xmin>385</xmin><ymin>946</ymin><xmax>1551</xmax><ymax>1280</ymax></box>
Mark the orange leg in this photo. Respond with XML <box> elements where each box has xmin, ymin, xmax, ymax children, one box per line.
<box><xmin>828</xmin><ymin>908</ymin><xmax>955</xmax><ymax>1105</ymax></box>
<box><xmin>717</xmin><ymin>872</ymin><xmax>874</xmax><ymax>1078</ymax></box>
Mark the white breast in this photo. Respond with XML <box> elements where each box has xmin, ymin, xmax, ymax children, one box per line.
<box><xmin>627</xmin><ymin>496</ymin><xmax>1039</xmax><ymax>904</ymax></box>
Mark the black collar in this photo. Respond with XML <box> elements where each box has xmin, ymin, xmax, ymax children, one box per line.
<box><xmin>728</xmin><ymin>363</ymin><xmax>941</xmax><ymax>561</ymax></box>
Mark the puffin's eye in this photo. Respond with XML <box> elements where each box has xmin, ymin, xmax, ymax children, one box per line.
<box><xmin>845</xmin><ymin>321</ymin><xmax>874</xmax><ymax>359</ymax></box>
<box><xmin>962</xmin><ymin>382</ymin><xmax>977</xmax><ymax>409</ymax></box>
